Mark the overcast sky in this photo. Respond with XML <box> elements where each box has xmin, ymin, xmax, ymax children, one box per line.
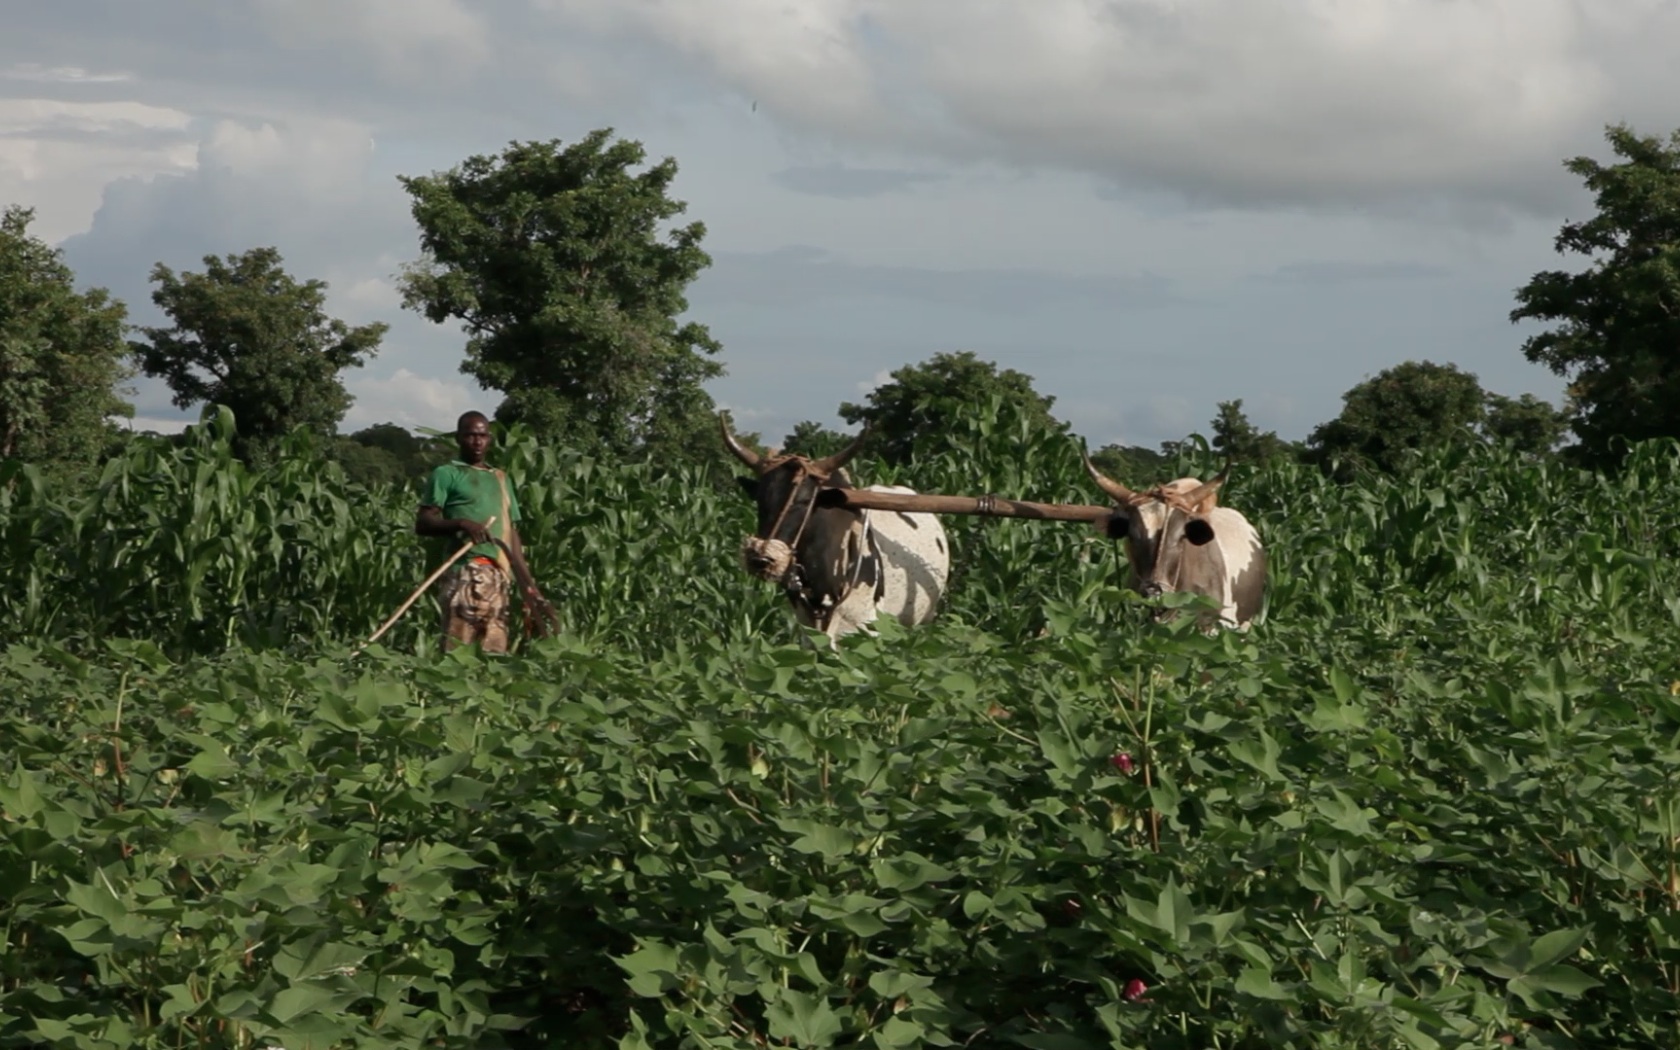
<box><xmin>5</xmin><ymin>1</ymin><xmax>1676</xmax><ymax>450</ymax></box>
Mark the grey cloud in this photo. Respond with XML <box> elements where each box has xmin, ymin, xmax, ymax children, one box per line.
<box><xmin>2</xmin><ymin>3</ymin><xmax>656</xmax><ymax>137</ymax></box>
<box><xmin>61</xmin><ymin>169</ymin><xmax>414</xmax><ymax>310</ymax></box>
<box><xmin>53</xmin><ymin>117</ymin><xmax>440</xmax><ymax>430</ymax></box>
<box><xmin>4</xmin><ymin>1</ymin><xmax>1582</xmax><ymax>457</ymax></box>
<box><xmin>1252</xmin><ymin>260</ymin><xmax>1452</xmax><ymax>285</ymax></box>
<box><xmin>542</xmin><ymin>0</ymin><xmax>1675</xmax><ymax>219</ymax></box>
<box><xmin>9</xmin><ymin>1</ymin><xmax>1661</xmax><ymax>219</ymax></box>
<box><xmin>695</xmin><ymin>245</ymin><xmax>1178</xmax><ymax>312</ymax></box>
<box><xmin>770</xmin><ymin>163</ymin><xmax>945</xmax><ymax>199</ymax></box>
<box><xmin>0</xmin><ymin>123</ymin><xmax>194</xmax><ymax>151</ymax></box>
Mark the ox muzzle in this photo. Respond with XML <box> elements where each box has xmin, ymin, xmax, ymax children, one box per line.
<box><xmin>740</xmin><ymin>536</ymin><xmax>795</xmax><ymax>582</ymax></box>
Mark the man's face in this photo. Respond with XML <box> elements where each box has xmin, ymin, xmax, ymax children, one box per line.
<box><xmin>457</xmin><ymin>418</ymin><xmax>491</xmax><ymax>463</ymax></box>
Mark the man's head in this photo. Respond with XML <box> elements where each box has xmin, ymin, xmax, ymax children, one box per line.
<box><xmin>456</xmin><ymin>411</ymin><xmax>491</xmax><ymax>465</ymax></box>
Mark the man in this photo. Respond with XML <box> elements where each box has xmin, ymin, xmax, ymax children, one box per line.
<box><xmin>416</xmin><ymin>411</ymin><xmax>555</xmax><ymax>652</ymax></box>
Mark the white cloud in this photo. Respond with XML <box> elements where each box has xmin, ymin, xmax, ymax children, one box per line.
<box><xmin>343</xmin><ymin>368</ymin><xmax>482</xmax><ymax>432</ymax></box>
<box><xmin>0</xmin><ymin>98</ymin><xmax>190</xmax><ymax>137</ymax></box>
<box><xmin>544</xmin><ymin>0</ymin><xmax>885</xmax><ymax>129</ymax></box>
<box><xmin>120</xmin><ymin>415</ymin><xmax>191</xmax><ymax>435</ymax></box>
<box><xmin>0</xmin><ymin>1</ymin><xmax>1596</xmax><ymax>453</ymax></box>
<box><xmin>856</xmin><ymin>368</ymin><xmax>892</xmax><ymax>394</ymax></box>
<box><xmin>717</xmin><ymin>404</ymin><xmax>774</xmax><ymax>423</ymax></box>
<box><xmin>337</xmin><ymin>275</ymin><xmax>402</xmax><ymax>315</ymax></box>
<box><xmin>542</xmin><ymin>0</ymin><xmax>1679</xmax><ymax>213</ymax></box>
<box><xmin>59</xmin><ymin>111</ymin><xmax>409</xmax><ymax>313</ymax></box>
<box><xmin>0</xmin><ymin>97</ymin><xmax>197</xmax><ymax>240</ymax></box>
<box><xmin>2</xmin><ymin>64</ymin><xmax>135</xmax><ymax>85</ymax></box>
<box><xmin>195</xmin><ymin>116</ymin><xmax>377</xmax><ymax>196</ymax></box>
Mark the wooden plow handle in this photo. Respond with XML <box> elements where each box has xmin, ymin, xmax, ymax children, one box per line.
<box><xmin>815</xmin><ymin>487</ymin><xmax>1112</xmax><ymax>523</ymax></box>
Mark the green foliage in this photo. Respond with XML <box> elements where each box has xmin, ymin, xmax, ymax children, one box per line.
<box><xmin>780</xmin><ymin>420</ymin><xmax>852</xmax><ymax>459</ymax></box>
<box><xmin>1088</xmin><ymin>442</ymin><xmax>1170</xmax><ymax>482</ymax></box>
<box><xmin>329</xmin><ymin>423</ymin><xmax>449</xmax><ymax>489</ymax></box>
<box><xmin>839</xmin><ymin>351</ymin><xmax>1068</xmax><ymax>465</ymax></box>
<box><xmin>396</xmin><ymin>129</ymin><xmax>724</xmax><ymax>463</ymax></box>
<box><xmin>1306</xmin><ymin>361</ymin><xmax>1574</xmax><ymax>477</ymax></box>
<box><xmin>1307</xmin><ymin>360</ymin><xmax>1489</xmax><ymax>477</ymax></box>
<box><xmin>1209</xmin><ymin>398</ymin><xmax>1293</xmax><ymax>465</ymax></box>
<box><xmin>131</xmin><ymin>247</ymin><xmax>386</xmax><ymax>461</ymax></box>
<box><xmin>0</xmin><ymin>204</ymin><xmax>134</xmax><ymax>470</ymax></box>
<box><xmin>5</xmin><ymin>389</ymin><xmax>1680</xmax><ymax>1049</ymax></box>
<box><xmin>328</xmin><ymin>438</ymin><xmax>409</xmax><ymax>489</ymax></box>
<box><xmin>1485</xmin><ymin>393</ymin><xmax>1570</xmax><ymax>456</ymax></box>
<box><xmin>1511</xmin><ymin>122</ymin><xmax>1680</xmax><ymax>468</ymax></box>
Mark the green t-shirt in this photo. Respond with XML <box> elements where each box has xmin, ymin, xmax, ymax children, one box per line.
<box><xmin>421</xmin><ymin>461</ymin><xmax>523</xmax><ymax>559</ymax></box>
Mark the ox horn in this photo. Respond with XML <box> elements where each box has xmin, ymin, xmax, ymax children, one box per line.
<box><xmin>813</xmin><ymin>423</ymin><xmax>871</xmax><ymax>473</ymax></box>
<box><xmin>719</xmin><ymin>411</ymin><xmax>763</xmax><ymax>471</ymax></box>
<box><xmin>1081</xmin><ymin>447</ymin><xmax>1136</xmax><ymax>503</ymax></box>
<box><xmin>1182</xmin><ymin>461</ymin><xmax>1231</xmax><ymax>509</ymax></box>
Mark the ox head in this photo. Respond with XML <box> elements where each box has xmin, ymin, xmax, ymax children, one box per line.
<box><xmin>721</xmin><ymin>412</ymin><xmax>870</xmax><ymax>582</ymax></box>
<box><xmin>1081</xmin><ymin>450</ymin><xmax>1230</xmax><ymax>617</ymax></box>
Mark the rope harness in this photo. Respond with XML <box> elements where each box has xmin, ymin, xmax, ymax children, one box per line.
<box><xmin>743</xmin><ymin>460</ymin><xmax>876</xmax><ymax>633</ymax></box>
<box><xmin>1121</xmin><ymin>487</ymin><xmax>1204</xmax><ymax>610</ymax></box>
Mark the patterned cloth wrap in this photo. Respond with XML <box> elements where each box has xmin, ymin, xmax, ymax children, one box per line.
<box><xmin>438</xmin><ymin>555</ymin><xmax>510</xmax><ymax>653</ymax></box>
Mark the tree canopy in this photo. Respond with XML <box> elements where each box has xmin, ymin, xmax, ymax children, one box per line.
<box><xmin>1306</xmin><ymin>360</ymin><xmax>1488</xmax><ymax>476</ymax></box>
<box><xmin>837</xmin><ymin>351</ymin><xmax>1067</xmax><ymax>465</ymax></box>
<box><xmin>0</xmin><ymin>205</ymin><xmax>133</xmax><ymax>471</ymax></box>
<box><xmin>328</xmin><ymin>422</ymin><xmax>449</xmax><ymax>489</ymax></box>
<box><xmin>778</xmin><ymin>420</ymin><xmax>853</xmax><ymax>460</ymax></box>
<box><xmin>131</xmin><ymin>246</ymin><xmax>386</xmax><ymax>460</ymax></box>
<box><xmin>1302</xmin><ymin>360</ymin><xmax>1569</xmax><ymax>476</ymax></box>
<box><xmin>1209</xmin><ymin>399</ymin><xmax>1292</xmax><ymax>465</ymax></box>
<box><xmin>1511</xmin><ymin>122</ymin><xmax>1680</xmax><ymax>467</ymax></box>
<box><xmin>397</xmin><ymin>129</ymin><xmax>723</xmax><ymax>464</ymax></box>
<box><xmin>1087</xmin><ymin>442</ymin><xmax>1171</xmax><ymax>482</ymax></box>
<box><xmin>1484</xmin><ymin>392</ymin><xmax>1570</xmax><ymax>456</ymax></box>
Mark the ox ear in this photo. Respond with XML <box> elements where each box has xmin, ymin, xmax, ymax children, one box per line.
<box><xmin>1098</xmin><ymin>508</ymin><xmax>1129</xmax><ymax>540</ymax></box>
<box><xmin>736</xmin><ymin>475</ymin><xmax>758</xmax><ymax>498</ymax></box>
<box><xmin>1184</xmin><ymin>517</ymin><xmax>1215</xmax><ymax>546</ymax></box>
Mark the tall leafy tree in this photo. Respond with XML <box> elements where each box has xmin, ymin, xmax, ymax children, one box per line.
<box><xmin>1511</xmin><ymin>123</ymin><xmax>1680</xmax><ymax>467</ymax></box>
<box><xmin>1306</xmin><ymin>360</ymin><xmax>1487</xmax><ymax>476</ymax></box>
<box><xmin>838</xmin><ymin>351</ymin><xmax>1067</xmax><ymax>465</ymax></box>
<box><xmin>1088</xmin><ymin>442</ymin><xmax>1170</xmax><ymax>482</ymax></box>
<box><xmin>779</xmin><ymin>420</ymin><xmax>852</xmax><ymax>459</ymax></box>
<box><xmin>328</xmin><ymin>422</ymin><xmax>449</xmax><ymax>489</ymax></box>
<box><xmin>1209</xmin><ymin>398</ymin><xmax>1290</xmax><ymax>464</ymax></box>
<box><xmin>132</xmin><ymin>246</ymin><xmax>386</xmax><ymax>459</ymax></box>
<box><xmin>1484</xmin><ymin>392</ymin><xmax>1570</xmax><ymax>455</ymax></box>
<box><xmin>0</xmin><ymin>205</ymin><xmax>133</xmax><ymax>469</ymax></box>
<box><xmin>396</xmin><ymin>129</ymin><xmax>723</xmax><ymax>462</ymax></box>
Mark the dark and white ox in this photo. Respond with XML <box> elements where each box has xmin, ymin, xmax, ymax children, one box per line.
<box><xmin>721</xmin><ymin>414</ymin><xmax>950</xmax><ymax>643</ymax></box>
<box><xmin>1081</xmin><ymin>453</ymin><xmax>1267</xmax><ymax>631</ymax></box>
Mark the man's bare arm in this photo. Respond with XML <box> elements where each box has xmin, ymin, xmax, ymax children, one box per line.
<box><xmin>416</xmin><ymin>505</ymin><xmax>492</xmax><ymax>545</ymax></box>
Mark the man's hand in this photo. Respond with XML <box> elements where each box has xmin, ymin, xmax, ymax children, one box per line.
<box><xmin>453</xmin><ymin>519</ymin><xmax>492</xmax><ymax>546</ymax></box>
<box><xmin>521</xmin><ymin>584</ymin><xmax>561</xmax><ymax>637</ymax></box>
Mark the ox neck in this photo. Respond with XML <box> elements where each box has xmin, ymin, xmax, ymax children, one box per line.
<box><xmin>783</xmin><ymin>504</ymin><xmax>869</xmax><ymax>625</ymax></box>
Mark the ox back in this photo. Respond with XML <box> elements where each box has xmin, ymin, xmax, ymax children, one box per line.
<box><xmin>800</xmin><ymin>485</ymin><xmax>951</xmax><ymax>641</ymax></box>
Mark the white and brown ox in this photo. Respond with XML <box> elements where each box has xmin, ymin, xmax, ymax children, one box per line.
<box><xmin>721</xmin><ymin>414</ymin><xmax>950</xmax><ymax>644</ymax></box>
<box><xmin>1081</xmin><ymin>453</ymin><xmax>1267</xmax><ymax>631</ymax></box>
